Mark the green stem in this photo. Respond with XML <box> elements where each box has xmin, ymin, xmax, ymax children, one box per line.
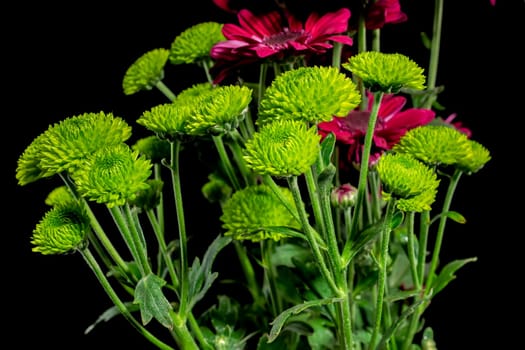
<box><xmin>155</xmin><ymin>80</ymin><xmax>177</xmax><ymax>102</ymax></box>
<box><xmin>344</xmin><ymin>92</ymin><xmax>384</xmax><ymax>263</ymax></box>
<box><xmin>405</xmin><ymin>213</ymin><xmax>420</xmax><ymax>289</ymax></box>
<box><xmin>423</xmin><ymin>0</ymin><xmax>444</xmax><ymax>109</ymax></box>
<box><xmin>368</xmin><ymin>199</ymin><xmax>395</xmax><ymax>350</ymax></box>
<box><xmin>233</xmin><ymin>240</ymin><xmax>264</xmax><ymax>306</ymax></box>
<box><xmin>80</xmin><ymin>248</ymin><xmax>174</xmax><ymax>349</ymax></box>
<box><xmin>124</xmin><ymin>203</ymin><xmax>152</xmax><ymax>275</ymax></box>
<box><xmin>212</xmin><ymin>134</ymin><xmax>241</xmax><ymax>190</ymax></box>
<box><xmin>425</xmin><ymin>169</ymin><xmax>463</xmax><ymax>289</ymax></box>
<box><xmin>287</xmin><ymin>176</ymin><xmax>339</xmax><ymax>295</ymax></box>
<box><xmin>304</xmin><ymin>166</ymin><xmax>327</xmax><ymax>239</ymax></box>
<box><xmin>168</xmin><ymin>140</ymin><xmax>190</xmax><ymax>316</ymax></box>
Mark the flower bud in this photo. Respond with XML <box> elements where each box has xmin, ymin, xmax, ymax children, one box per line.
<box><xmin>331</xmin><ymin>183</ymin><xmax>358</xmax><ymax>209</ymax></box>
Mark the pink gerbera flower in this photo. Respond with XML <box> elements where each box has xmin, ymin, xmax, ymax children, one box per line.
<box><xmin>318</xmin><ymin>92</ymin><xmax>435</xmax><ymax>167</ymax></box>
<box><xmin>210</xmin><ymin>8</ymin><xmax>353</xmax><ymax>83</ymax></box>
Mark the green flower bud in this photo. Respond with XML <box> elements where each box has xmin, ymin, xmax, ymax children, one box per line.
<box><xmin>343</xmin><ymin>51</ymin><xmax>426</xmax><ymax>93</ymax></box>
<box><xmin>132</xmin><ymin>136</ymin><xmax>171</xmax><ymax>163</ymax></box>
<box><xmin>186</xmin><ymin>85</ymin><xmax>253</xmax><ymax>136</ymax></box>
<box><xmin>243</xmin><ymin>119</ymin><xmax>320</xmax><ymax>177</ymax></box>
<box><xmin>123</xmin><ymin>48</ymin><xmax>169</xmax><ymax>95</ymax></box>
<box><xmin>377</xmin><ymin>153</ymin><xmax>439</xmax><ymax>212</ymax></box>
<box><xmin>31</xmin><ymin>202</ymin><xmax>90</xmax><ymax>255</ymax></box>
<box><xmin>17</xmin><ymin>112</ymin><xmax>132</xmax><ymax>183</ymax></box>
<box><xmin>331</xmin><ymin>183</ymin><xmax>358</xmax><ymax>209</ymax></box>
<box><xmin>128</xmin><ymin>179</ymin><xmax>164</xmax><ymax>211</ymax></box>
<box><xmin>220</xmin><ymin>184</ymin><xmax>301</xmax><ymax>242</ymax></box>
<box><xmin>201</xmin><ymin>173</ymin><xmax>232</xmax><ymax>204</ymax></box>
<box><xmin>169</xmin><ymin>22</ymin><xmax>225</xmax><ymax>65</ymax></box>
<box><xmin>393</xmin><ymin>125</ymin><xmax>473</xmax><ymax>168</ymax></box>
<box><xmin>72</xmin><ymin>143</ymin><xmax>152</xmax><ymax>208</ymax></box>
<box><xmin>258</xmin><ymin>66</ymin><xmax>361</xmax><ymax>126</ymax></box>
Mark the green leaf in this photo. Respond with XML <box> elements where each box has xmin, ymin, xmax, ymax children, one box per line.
<box><xmin>307</xmin><ymin>318</ymin><xmax>336</xmax><ymax>350</ymax></box>
<box><xmin>431</xmin><ymin>257</ymin><xmax>477</xmax><ymax>295</ymax></box>
<box><xmin>84</xmin><ymin>301</ymin><xmax>139</xmax><ymax>334</ymax></box>
<box><xmin>271</xmin><ymin>242</ymin><xmax>311</xmax><ymax>268</ymax></box>
<box><xmin>341</xmin><ymin>221</ymin><xmax>383</xmax><ymax>267</ymax></box>
<box><xmin>188</xmin><ymin>235</ymin><xmax>232</xmax><ymax>310</ymax></box>
<box><xmin>267</xmin><ymin>298</ymin><xmax>343</xmax><ymax>343</ymax></box>
<box><xmin>134</xmin><ymin>273</ymin><xmax>173</xmax><ymax>329</ymax></box>
<box><xmin>319</xmin><ymin>132</ymin><xmax>336</xmax><ymax>170</ymax></box>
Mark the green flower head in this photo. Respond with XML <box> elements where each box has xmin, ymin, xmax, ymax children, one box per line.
<box><xmin>16</xmin><ymin>112</ymin><xmax>132</xmax><ymax>185</ymax></box>
<box><xmin>174</xmin><ymin>82</ymin><xmax>215</xmax><ymax>104</ymax></box>
<box><xmin>220</xmin><ymin>184</ymin><xmax>301</xmax><ymax>242</ymax></box>
<box><xmin>377</xmin><ymin>153</ymin><xmax>439</xmax><ymax>212</ymax></box>
<box><xmin>123</xmin><ymin>48</ymin><xmax>169</xmax><ymax>95</ymax></box>
<box><xmin>393</xmin><ymin>125</ymin><xmax>473</xmax><ymax>168</ymax></box>
<box><xmin>45</xmin><ymin>186</ymin><xmax>76</xmax><ymax>207</ymax></box>
<box><xmin>243</xmin><ymin>119</ymin><xmax>320</xmax><ymax>177</ymax></box>
<box><xmin>31</xmin><ymin>202</ymin><xmax>90</xmax><ymax>255</ymax></box>
<box><xmin>137</xmin><ymin>102</ymin><xmax>195</xmax><ymax>141</ymax></box>
<box><xmin>169</xmin><ymin>22</ymin><xmax>225</xmax><ymax>65</ymax></box>
<box><xmin>71</xmin><ymin>143</ymin><xmax>152</xmax><ymax>208</ymax></box>
<box><xmin>128</xmin><ymin>179</ymin><xmax>164</xmax><ymax>211</ymax></box>
<box><xmin>343</xmin><ymin>51</ymin><xmax>426</xmax><ymax>93</ymax></box>
<box><xmin>186</xmin><ymin>85</ymin><xmax>253</xmax><ymax>136</ymax></box>
<box><xmin>456</xmin><ymin>139</ymin><xmax>491</xmax><ymax>174</ymax></box>
<box><xmin>132</xmin><ymin>136</ymin><xmax>171</xmax><ymax>163</ymax></box>
<box><xmin>258</xmin><ymin>66</ymin><xmax>361</xmax><ymax>126</ymax></box>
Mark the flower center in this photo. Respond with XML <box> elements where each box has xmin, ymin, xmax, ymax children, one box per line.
<box><xmin>263</xmin><ymin>29</ymin><xmax>304</xmax><ymax>49</ymax></box>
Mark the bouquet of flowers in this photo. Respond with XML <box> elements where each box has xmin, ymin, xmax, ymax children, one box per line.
<box><xmin>15</xmin><ymin>0</ymin><xmax>494</xmax><ymax>349</ymax></box>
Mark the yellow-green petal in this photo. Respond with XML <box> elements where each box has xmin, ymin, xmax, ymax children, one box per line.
<box><xmin>343</xmin><ymin>51</ymin><xmax>426</xmax><ymax>93</ymax></box>
<box><xmin>123</xmin><ymin>48</ymin><xmax>169</xmax><ymax>95</ymax></box>
<box><xmin>169</xmin><ymin>22</ymin><xmax>225</xmax><ymax>65</ymax></box>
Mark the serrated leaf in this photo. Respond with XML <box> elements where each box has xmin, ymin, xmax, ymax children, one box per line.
<box><xmin>134</xmin><ymin>273</ymin><xmax>173</xmax><ymax>329</ymax></box>
<box><xmin>431</xmin><ymin>257</ymin><xmax>477</xmax><ymax>295</ymax></box>
<box><xmin>342</xmin><ymin>221</ymin><xmax>383</xmax><ymax>267</ymax></box>
<box><xmin>267</xmin><ymin>298</ymin><xmax>343</xmax><ymax>343</ymax></box>
<box><xmin>188</xmin><ymin>235</ymin><xmax>232</xmax><ymax>310</ymax></box>
<box><xmin>84</xmin><ymin>301</ymin><xmax>139</xmax><ymax>334</ymax></box>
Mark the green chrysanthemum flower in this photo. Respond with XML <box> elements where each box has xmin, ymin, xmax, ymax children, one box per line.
<box><xmin>243</xmin><ymin>119</ymin><xmax>320</xmax><ymax>177</ymax></box>
<box><xmin>220</xmin><ymin>184</ymin><xmax>301</xmax><ymax>242</ymax></box>
<box><xmin>137</xmin><ymin>102</ymin><xmax>196</xmax><ymax>141</ymax></box>
<box><xmin>258</xmin><ymin>66</ymin><xmax>361</xmax><ymax>126</ymax></box>
<box><xmin>16</xmin><ymin>133</ymin><xmax>48</xmax><ymax>186</ymax></box>
<box><xmin>31</xmin><ymin>202</ymin><xmax>90</xmax><ymax>255</ymax></box>
<box><xmin>128</xmin><ymin>179</ymin><xmax>164</xmax><ymax>211</ymax></box>
<box><xmin>393</xmin><ymin>125</ymin><xmax>473</xmax><ymax>168</ymax></box>
<box><xmin>132</xmin><ymin>135</ymin><xmax>171</xmax><ymax>163</ymax></box>
<box><xmin>174</xmin><ymin>82</ymin><xmax>215</xmax><ymax>104</ymax></box>
<box><xmin>16</xmin><ymin>112</ymin><xmax>132</xmax><ymax>184</ymax></box>
<box><xmin>186</xmin><ymin>85</ymin><xmax>253</xmax><ymax>136</ymax></box>
<box><xmin>71</xmin><ymin>143</ymin><xmax>152</xmax><ymax>208</ymax></box>
<box><xmin>45</xmin><ymin>186</ymin><xmax>76</xmax><ymax>206</ymax></box>
<box><xmin>343</xmin><ymin>51</ymin><xmax>426</xmax><ymax>93</ymax></box>
<box><xmin>377</xmin><ymin>153</ymin><xmax>439</xmax><ymax>212</ymax></box>
<box><xmin>169</xmin><ymin>22</ymin><xmax>225</xmax><ymax>65</ymax></box>
<box><xmin>456</xmin><ymin>139</ymin><xmax>491</xmax><ymax>174</ymax></box>
<box><xmin>123</xmin><ymin>48</ymin><xmax>169</xmax><ymax>95</ymax></box>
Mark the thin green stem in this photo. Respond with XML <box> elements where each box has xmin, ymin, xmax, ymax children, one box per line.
<box><xmin>155</xmin><ymin>80</ymin><xmax>177</xmax><ymax>102</ymax></box>
<box><xmin>212</xmin><ymin>134</ymin><xmax>241</xmax><ymax>190</ymax></box>
<box><xmin>287</xmin><ymin>176</ymin><xmax>339</xmax><ymax>296</ymax></box>
<box><xmin>80</xmin><ymin>248</ymin><xmax>174</xmax><ymax>350</ymax></box>
<box><xmin>425</xmin><ymin>169</ymin><xmax>463</xmax><ymax>290</ymax></box>
<box><xmin>344</xmin><ymin>92</ymin><xmax>384</xmax><ymax>263</ymax></box>
<box><xmin>168</xmin><ymin>140</ymin><xmax>190</xmax><ymax>316</ymax></box>
<box><xmin>368</xmin><ymin>199</ymin><xmax>395</xmax><ymax>350</ymax></box>
<box><xmin>423</xmin><ymin>0</ymin><xmax>444</xmax><ymax>109</ymax></box>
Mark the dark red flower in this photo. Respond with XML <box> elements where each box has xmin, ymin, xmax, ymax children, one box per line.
<box><xmin>365</xmin><ymin>0</ymin><xmax>407</xmax><ymax>30</ymax></box>
<box><xmin>318</xmin><ymin>92</ymin><xmax>435</xmax><ymax>167</ymax></box>
<box><xmin>210</xmin><ymin>8</ymin><xmax>353</xmax><ymax>83</ymax></box>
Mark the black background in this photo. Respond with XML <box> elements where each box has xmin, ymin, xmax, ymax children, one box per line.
<box><xmin>5</xmin><ymin>1</ymin><xmax>524</xmax><ymax>349</ymax></box>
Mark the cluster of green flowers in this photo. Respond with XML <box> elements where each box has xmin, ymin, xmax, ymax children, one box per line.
<box><xmin>16</xmin><ymin>2</ymin><xmax>491</xmax><ymax>350</ymax></box>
